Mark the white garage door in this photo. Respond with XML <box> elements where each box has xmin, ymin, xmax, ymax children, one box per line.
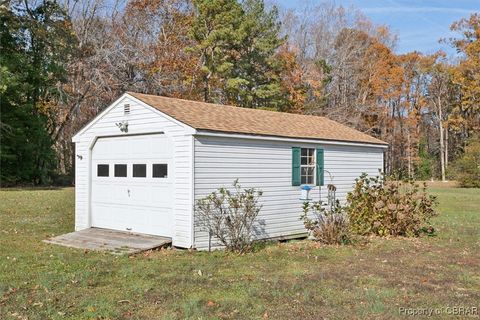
<box><xmin>91</xmin><ymin>134</ymin><xmax>174</xmax><ymax>237</ymax></box>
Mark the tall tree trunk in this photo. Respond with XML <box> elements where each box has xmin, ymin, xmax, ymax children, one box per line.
<box><xmin>407</xmin><ymin>130</ymin><xmax>412</xmax><ymax>178</ymax></box>
<box><xmin>445</xmin><ymin>125</ymin><xmax>449</xmax><ymax>169</ymax></box>
<box><xmin>438</xmin><ymin>97</ymin><xmax>446</xmax><ymax>182</ymax></box>
<box><xmin>204</xmin><ymin>75</ymin><xmax>209</xmax><ymax>102</ymax></box>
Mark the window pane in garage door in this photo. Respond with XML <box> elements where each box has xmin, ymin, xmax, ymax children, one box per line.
<box><xmin>133</xmin><ymin>164</ymin><xmax>146</xmax><ymax>177</ymax></box>
<box><xmin>114</xmin><ymin>164</ymin><xmax>127</xmax><ymax>177</ymax></box>
<box><xmin>97</xmin><ymin>164</ymin><xmax>109</xmax><ymax>177</ymax></box>
<box><xmin>153</xmin><ymin>164</ymin><xmax>167</xmax><ymax>178</ymax></box>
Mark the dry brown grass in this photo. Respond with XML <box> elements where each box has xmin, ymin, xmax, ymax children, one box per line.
<box><xmin>423</xmin><ymin>180</ymin><xmax>459</xmax><ymax>188</ymax></box>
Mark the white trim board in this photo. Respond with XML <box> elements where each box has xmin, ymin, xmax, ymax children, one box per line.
<box><xmin>194</xmin><ymin>131</ymin><xmax>388</xmax><ymax>149</ymax></box>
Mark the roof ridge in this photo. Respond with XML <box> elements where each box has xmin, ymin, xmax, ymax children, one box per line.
<box><xmin>127</xmin><ymin>91</ymin><xmax>332</xmax><ymax>120</ymax></box>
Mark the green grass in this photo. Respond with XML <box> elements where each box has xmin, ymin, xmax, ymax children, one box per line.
<box><xmin>1</xmin><ymin>187</ymin><xmax>479</xmax><ymax>319</ymax></box>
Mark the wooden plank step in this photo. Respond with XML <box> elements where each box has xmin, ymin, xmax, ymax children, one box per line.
<box><xmin>43</xmin><ymin>228</ymin><xmax>172</xmax><ymax>255</ymax></box>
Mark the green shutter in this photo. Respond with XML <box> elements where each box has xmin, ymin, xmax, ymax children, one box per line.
<box><xmin>292</xmin><ymin>147</ymin><xmax>301</xmax><ymax>186</ymax></box>
<box><xmin>316</xmin><ymin>148</ymin><xmax>324</xmax><ymax>186</ymax></box>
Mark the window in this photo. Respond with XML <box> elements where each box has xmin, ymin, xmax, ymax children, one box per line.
<box><xmin>292</xmin><ymin>147</ymin><xmax>324</xmax><ymax>187</ymax></box>
<box><xmin>114</xmin><ymin>164</ymin><xmax>127</xmax><ymax>177</ymax></box>
<box><xmin>97</xmin><ymin>164</ymin><xmax>109</xmax><ymax>177</ymax></box>
<box><xmin>152</xmin><ymin>164</ymin><xmax>168</xmax><ymax>178</ymax></box>
<box><xmin>300</xmin><ymin>148</ymin><xmax>315</xmax><ymax>185</ymax></box>
<box><xmin>133</xmin><ymin>164</ymin><xmax>146</xmax><ymax>177</ymax></box>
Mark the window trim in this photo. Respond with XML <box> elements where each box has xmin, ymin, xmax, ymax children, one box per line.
<box><xmin>300</xmin><ymin>148</ymin><xmax>316</xmax><ymax>185</ymax></box>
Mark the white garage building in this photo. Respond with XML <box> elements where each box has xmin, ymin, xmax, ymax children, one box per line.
<box><xmin>73</xmin><ymin>92</ymin><xmax>387</xmax><ymax>249</ymax></box>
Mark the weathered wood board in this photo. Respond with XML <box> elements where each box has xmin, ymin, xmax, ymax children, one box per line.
<box><xmin>43</xmin><ymin>228</ymin><xmax>172</xmax><ymax>255</ymax></box>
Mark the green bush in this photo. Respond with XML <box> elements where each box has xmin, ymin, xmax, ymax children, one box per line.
<box><xmin>346</xmin><ymin>173</ymin><xmax>437</xmax><ymax>237</ymax></box>
<box><xmin>300</xmin><ymin>200</ymin><xmax>351</xmax><ymax>245</ymax></box>
<box><xmin>451</xmin><ymin>135</ymin><xmax>480</xmax><ymax>188</ymax></box>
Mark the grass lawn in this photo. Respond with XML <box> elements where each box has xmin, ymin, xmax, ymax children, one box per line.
<box><xmin>1</xmin><ymin>187</ymin><xmax>479</xmax><ymax>319</ymax></box>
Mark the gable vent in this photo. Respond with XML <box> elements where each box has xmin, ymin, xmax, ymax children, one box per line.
<box><xmin>124</xmin><ymin>104</ymin><xmax>130</xmax><ymax>115</ymax></box>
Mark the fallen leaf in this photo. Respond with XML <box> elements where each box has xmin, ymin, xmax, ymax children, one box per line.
<box><xmin>143</xmin><ymin>250</ymin><xmax>152</xmax><ymax>257</ymax></box>
<box><xmin>206</xmin><ymin>300</ymin><xmax>215</xmax><ymax>307</ymax></box>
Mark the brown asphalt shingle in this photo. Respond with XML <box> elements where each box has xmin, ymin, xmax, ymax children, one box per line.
<box><xmin>127</xmin><ymin>92</ymin><xmax>387</xmax><ymax>145</ymax></box>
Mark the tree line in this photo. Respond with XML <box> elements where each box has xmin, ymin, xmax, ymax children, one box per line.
<box><xmin>1</xmin><ymin>0</ymin><xmax>479</xmax><ymax>186</ymax></box>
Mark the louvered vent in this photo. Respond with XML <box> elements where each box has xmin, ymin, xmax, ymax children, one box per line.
<box><xmin>124</xmin><ymin>104</ymin><xmax>130</xmax><ymax>115</ymax></box>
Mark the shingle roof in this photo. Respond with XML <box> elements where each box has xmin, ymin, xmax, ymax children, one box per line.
<box><xmin>127</xmin><ymin>92</ymin><xmax>387</xmax><ymax>146</ymax></box>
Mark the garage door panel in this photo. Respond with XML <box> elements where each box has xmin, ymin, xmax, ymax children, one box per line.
<box><xmin>91</xmin><ymin>203</ymin><xmax>130</xmax><ymax>231</ymax></box>
<box><xmin>92</xmin><ymin>183</ymin><xmax>132</xmax><ymax>206</ymax></box>
<box><xmin>130</xmin><ymin>186</ymin><xmax>158</xmax><ymax>205</ymax></box>
<box><xmin>90</xmin><ymin>134</ymin><xmax>174</xmax><ymax>237</ymax></box>
<box><xmin>91</xmin><ymin>204</ymin><xmax>172</xmax><ymax>236</ymax></box>
<box><xmin>149</xmin><ymin>186</ymin><xmax>173</xmax><ymax>206</ymax></box>
<box><xmin>91</xmin><ymin>182</ymin><xmax>114</xmax><ymax>203</ymax></box>
<box><xmin>111</xmin><ymin>186</ymin><xmax>130</xmax><ymax>205</ymax></box>
<box><xmin>111</xmin><ymin>139</ymin><xmax>129</xmax><ymax>157</ymax></box>
<box><xmin>150</xmin><ymin>213</ymin><xmax>173</xmax><ymax>235</ymax></box>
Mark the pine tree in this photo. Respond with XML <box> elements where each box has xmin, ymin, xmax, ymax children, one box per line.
<box><xmin>0</xmin><ymin>1</ymin><xmax>76</xmax><ymax>185</ymax></box>
<box><xmin>226</xmin><ymin>0</ymin><xmax>286</xmax><ymax>109</ymax></box>
<box><xmin>190</xmin><ymin>0</ymin><xmax>243</xmax><ymax>103</ymax></box>
<box><xmin>190</xmin><ymin>0</ymin><xmax>286</xmax><ymax>108</ymax></box>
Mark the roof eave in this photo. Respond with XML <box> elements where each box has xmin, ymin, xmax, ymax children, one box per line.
<box><xmin>194</xmin><ymin>129</ymin><xmax>389</xmax><ymax>148</ymax></box>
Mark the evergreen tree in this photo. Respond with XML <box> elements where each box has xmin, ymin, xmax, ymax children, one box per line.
<box><xmin>190</xmin><ymin>0</ymin><xmax>243</xmax><ymax>103</ymax></box>
<box><xmin>0</xmin><ymin>1</ymin><xmax>76</xmax><ymax>185</ymax></box>
<box><xmin>226</xmin><ymin>0</ymin><xmax>286</xmax><ymax>109</ymax></box>
<box><xmin>190</xmin><ymin>0</ymin><xmax>286</xmax><ymax>108</ymax></box>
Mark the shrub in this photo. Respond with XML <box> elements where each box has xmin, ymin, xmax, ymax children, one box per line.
<box><xmin>300</xmin><ymin>200</ymin><xmax>351</xmax><ymax>245</ymax></box>
<box><xmin>195</xmin><ymin>180</ymin><xmax>263</xmax><ymax>253</ymax></box>
<box><xmin>450</xmin><ymin>135</ymin><xmax>480</xmax><ymax>188</ymax></box>
<box><xmin>346</xmin><ymin>173</ymin><xmax>438</xmax><ymax>237</ymax></box>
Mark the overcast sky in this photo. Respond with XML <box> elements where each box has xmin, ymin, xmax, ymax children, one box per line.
<box><xmin>275</xmin><ymin>0</ymin><xmax>479</xmax><ymax>56</ymax></box>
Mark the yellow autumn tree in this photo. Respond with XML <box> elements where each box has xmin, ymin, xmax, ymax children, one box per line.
<box><xmin>450</xmin><ymin>13</ymin><xmax>480</xmax><ymax>134</ymax></box>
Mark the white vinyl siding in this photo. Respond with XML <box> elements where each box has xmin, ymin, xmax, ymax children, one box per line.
<box><xmin>73</xmin><ymin>96</ymin><xmax>194</xmax><ymax>248</ymax></box>
<box><xmin>193</xmin><ymin>136</ymin><xmax>383</xmax><ymax>250</ymax></box>
<box><xmin>74</xmin><ymin>142</ymin><xmax>89</xmax><ymax>230</ymax></box>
